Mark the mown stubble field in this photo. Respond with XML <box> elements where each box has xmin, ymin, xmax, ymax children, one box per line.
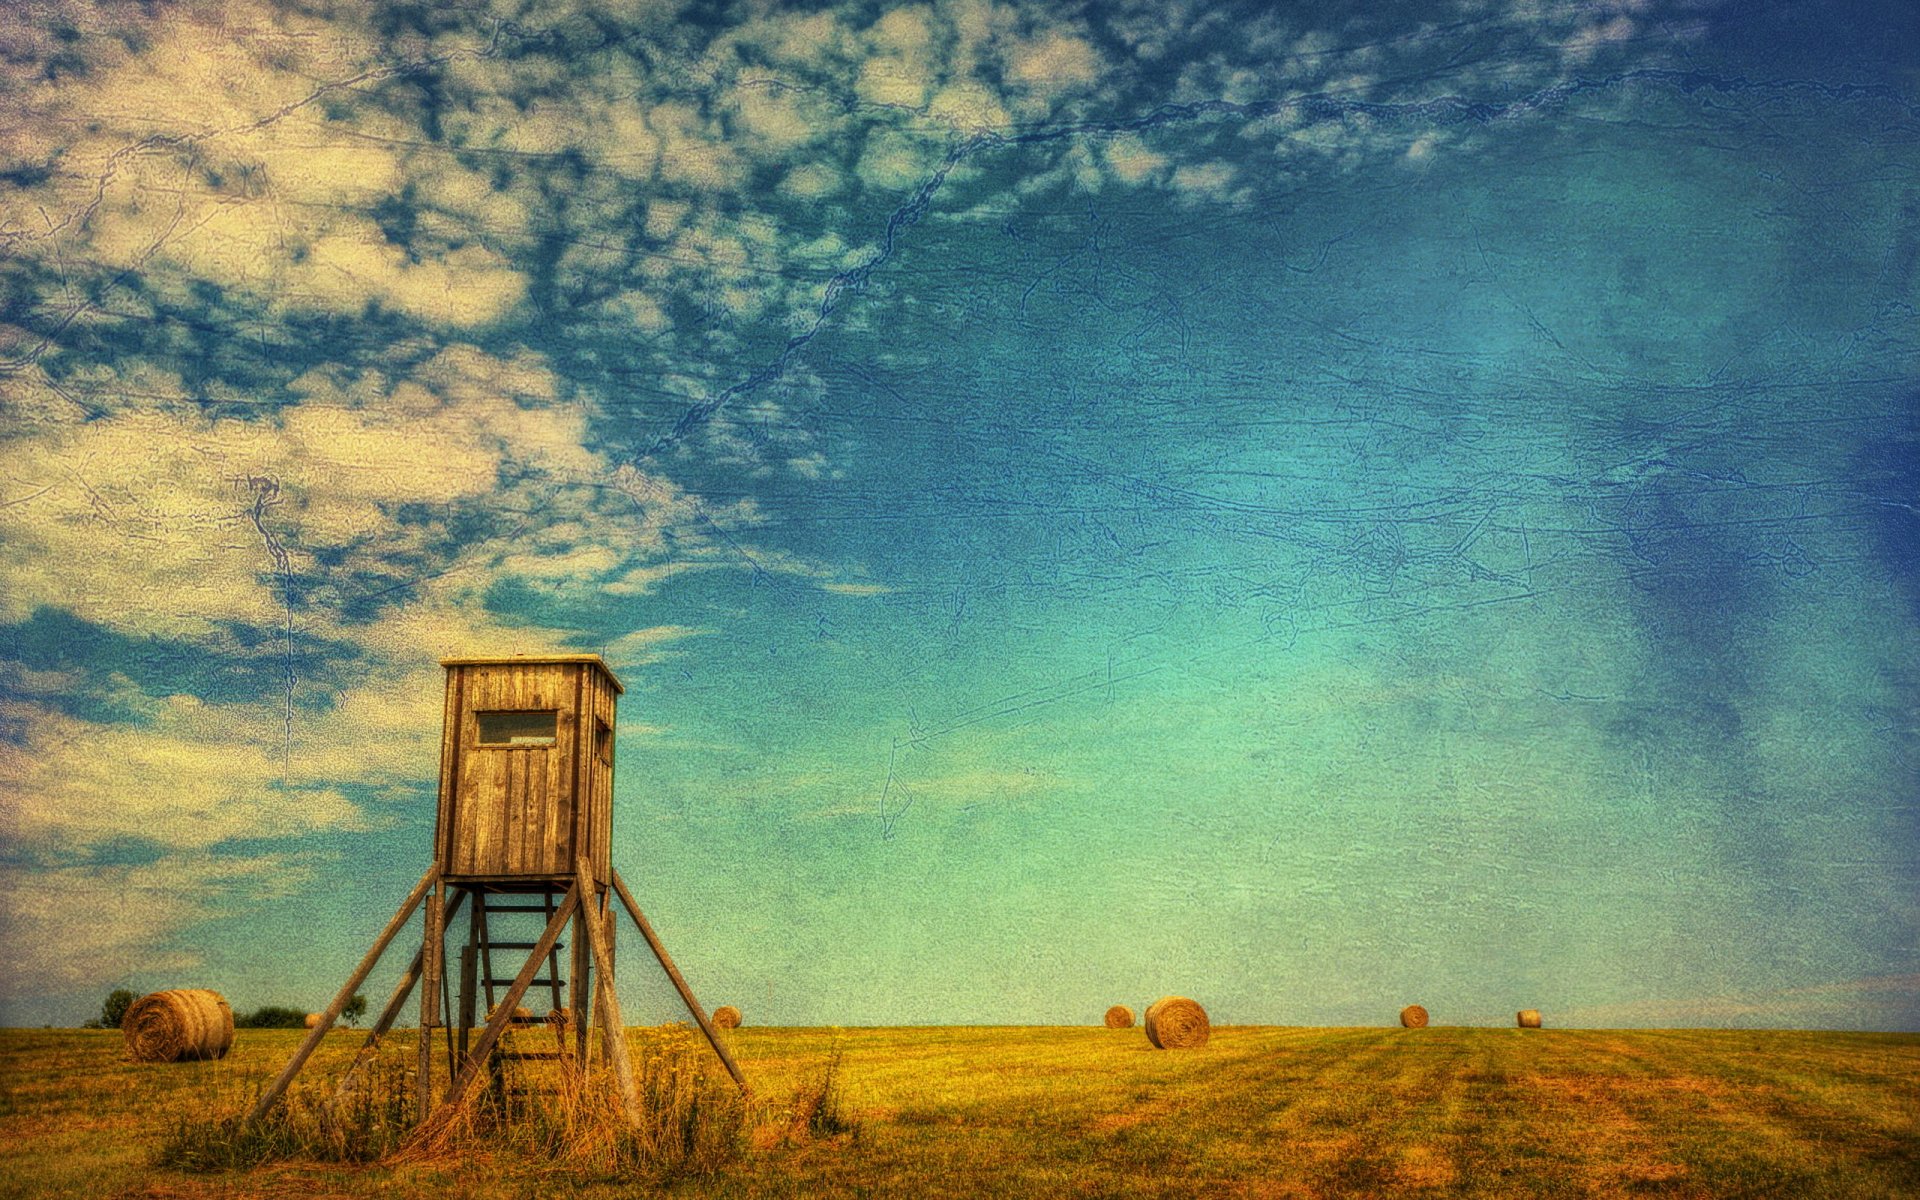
<box><xmin>1</xmin><ymin>1025</ymin><xmax>1915</xmax><ymax>1199</ymax></box>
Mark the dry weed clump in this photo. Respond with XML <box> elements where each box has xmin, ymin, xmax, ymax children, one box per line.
<box><xmin>154</xmin><ymin>1056</ymin><xmax>415</xmax><ymax>1170</ymax></box>
<box><xmin>158</xmin><ymin>1025</ymin><xmax>786</xmax><ymax>1183</ymax></box>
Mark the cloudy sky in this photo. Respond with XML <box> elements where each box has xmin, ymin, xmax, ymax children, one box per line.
<box><xmin>0</xmin><ymin>0</ymin><xmax>1914</xmax><ymax>1031</ymax></box>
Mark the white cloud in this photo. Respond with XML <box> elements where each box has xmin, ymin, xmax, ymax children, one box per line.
<box><xmin>0</xmin><ymin>853</ymin><xmax>314</xmax><ymax>993</ymax></box>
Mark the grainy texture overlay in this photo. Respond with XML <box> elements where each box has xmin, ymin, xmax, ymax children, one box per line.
<box><xmin>0</xmin><ymin>0</ymin><xmax>1914</xmax><ymax>1035</ymax></box>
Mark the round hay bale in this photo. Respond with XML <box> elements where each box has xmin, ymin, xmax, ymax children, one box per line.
<box><xmin>122</xmin><ymin>989</ymin><xmax>233</xmax><ymax>1062</ymax></box>
<box><xmin>303</xmin><ymin>1012</ymin><xmax>323</xmax><ymax>1029</ymax></box>
<box><xmin>711</xmin><ymin>1005</ymin><xmax>742</xmax><ymax>1029</ymax></box>
<box><xmin>1517</xmin><ymin>1009</ymin><xmax>1543</xmax><ymax>1029</ymax></box>
<box><xmin>1143</xmin><ymin>996</ymin><xmax>1209</xmax><ymax>1049</ymax></box>
<box><xmin>1104</xmin><ymin>1005</ymin><xmax>1135</xmax><ymax>1029</ymax></box>
<box><xmin>1399</xmin><ymin>1005</ymin><xmax>1429</xmax><ymax>1029</ymax></box>
<box><xmin>487</xmin><ymin>1003</ymin><xmax>533</xmax><ymax>1022</ymax></box>
<box><xmin>545</xmin><ymin>1008</ymin><xmax>570</xmax><ymax>1027</ymax></box>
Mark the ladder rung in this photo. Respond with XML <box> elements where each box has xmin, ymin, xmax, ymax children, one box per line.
<box><xmin>485</xmin><ymin>978</ymin><xmax>562</xmax><ymax>987</ymax></box>
<box><xmin>483</xmin><ymin>904</ymin><xmax>562</xmax><ymax>913</ymax></box>
<box><xmin>486</xmin><ymin>941</ymin><xmax>561</xmax><ymax>950</ymax></box>
<box><xmin>498</xmin><ymin>1051</ymin><xmax>564</xmax><ymax>1060</ymax></box>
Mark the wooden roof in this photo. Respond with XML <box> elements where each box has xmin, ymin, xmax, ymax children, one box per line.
<box><xmin>439</xmin><ymin>654</ymin><xmax>625</xmax><ymax>694</ymax></box>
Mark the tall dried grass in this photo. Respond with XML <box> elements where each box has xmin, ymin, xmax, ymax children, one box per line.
<box><xmin>155</xmin><ymin>1024</ymin><xmax>842</xmax><ymax>1183</ymax></box>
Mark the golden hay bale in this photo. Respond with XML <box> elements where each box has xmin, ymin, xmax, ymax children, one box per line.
<box><xmin>711</xmin><ymin>1005</ymin><xmax>742</xmax><ymax>1029</ymax></box>
<box><xmin>1143</xmin><ymin>996</ymin><xmax>1209</xmax><ymax>1049</ymax></box>
<box><xmin>1399</xmin><ymin>1005</ymin><xmax>1429</xmax><ymax>1029</ymax></box>
<box><xmin>303</xmin><ymin>1012</ymin><xmax>323</xmax><ymax>1029</ymax></box>
<box><xmin>1104</xmin><ymin>1005</ymin><xmax>1135</xmax><ymax>1029</ymax></box>
<box><xmin>1517</xmin><ymin>1009</ymin><xmax>1543</xmax><ymax>1029</ymax></box>
<box><xmin>122</xmin><ymin>989</ymin><xmax>233</xmax><ymax>1062</ymax></box>
<box><xmin>487</xmin><ymin>1003</ymin><xmax>534</xmax><ymax>1022</ymax></box>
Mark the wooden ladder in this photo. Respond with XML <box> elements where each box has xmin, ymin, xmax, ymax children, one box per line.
<box><xmin>459</xmin><ymin>890</ymin><xmax>575</xmax><ymax>1108</ymax></box>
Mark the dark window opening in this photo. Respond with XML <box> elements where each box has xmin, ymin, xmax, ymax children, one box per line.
<box><xmin>476</xmin><ymin>710</ymin><xmax>558</xmax><ymax>747</ymax></box>
<box><xmin>595</xmin><ymin>718</ymin><xmax>613</xmax><ymax>767</ymax></box>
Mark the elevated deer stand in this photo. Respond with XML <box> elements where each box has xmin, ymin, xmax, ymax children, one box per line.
<box><xmin>248</xmin><ymin>656</ymin><xmax>746</xmax><ymax>1137</ymax></box>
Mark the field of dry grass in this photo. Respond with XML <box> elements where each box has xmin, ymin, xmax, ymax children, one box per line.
<box><xmin>2</xmin><ymin>1023</ymin><xmax>1915</xmax><ymax>1199</ymax></box>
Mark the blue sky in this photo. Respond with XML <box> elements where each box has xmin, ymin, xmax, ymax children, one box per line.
<box><xmin>1</xmin><ymin>0</ymin><xmax>1915</xmax><ymax>1031</ymax></box>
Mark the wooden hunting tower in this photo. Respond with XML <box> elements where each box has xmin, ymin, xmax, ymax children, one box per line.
<box><xmin>250</xmin><ymin>654</ymin><xmax>746</xmax><ymax>1139</ymax></box>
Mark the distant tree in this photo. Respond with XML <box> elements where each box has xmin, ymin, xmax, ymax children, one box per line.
<box><xmin>341</xmin><ymin>993</ymin><xmax>368</xmax><ymax>1028</ymax></box>
<box><xmin>102</xmin><ymin>988</ymin><xmax>137</xmax><ymax>1029</ymax></box>
<box><xmin>238</xmin><ymin>1005</ymin><xmax>309</xmax><ymax>1029</ymax></box>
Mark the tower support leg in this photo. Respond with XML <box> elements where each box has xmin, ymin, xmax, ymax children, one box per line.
<box><xmin>611</xmin><ymin>868</ymin><xmax>750</xmax><ymax>1093</ymax></box>
<box><xmin>576</xmin><ymin>863</ymin><xmax>642</xmax><ymax>1127</ymax></box>
<box><xmin>404</xmin><ymin>885</ymin><xmax>579</xmax><ymax>1146</ymax></box>
<box><xmin>416</xmin><ymin>880</ymin><xmax>446</xmax><ymax>1114</ymax></box>
<box><xmin>569</xmin><ymin>906</ymin><xmax>589</xmax><ymax>1064</ymax></box>
<box><xmin>335</xmin><ymin>889</ymin><xmax>466</xmax><ymax>1100</ymax></box>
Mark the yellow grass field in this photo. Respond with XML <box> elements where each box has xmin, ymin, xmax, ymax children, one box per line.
<box><xmin>1</xmin><ymin>1025</ymin><xmax>1915</xmax><ymax>1198</ymax></box>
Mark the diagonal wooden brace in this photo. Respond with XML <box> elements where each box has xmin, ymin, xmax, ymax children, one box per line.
<box><xmin>333</xmin><ymin>889</ymin><xmax>466</xmax><ymax>1101</ymax></box>
<box><xmin>248</xmin><ymin>867</ymin><xmax>438</xmax><ymax>1123</ymax></box>
<box><xmin>611</xmin><ymin>868</ymin><xmax>749</xmax><ymax>1093</ymax></box>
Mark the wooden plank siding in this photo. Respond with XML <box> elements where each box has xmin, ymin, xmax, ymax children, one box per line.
<box><xmin>437</xmin><ymin>657</ymin><xmax>622</xmax><ymax>885</ymax></box>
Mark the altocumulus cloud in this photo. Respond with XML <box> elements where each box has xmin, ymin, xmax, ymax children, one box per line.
<box><xmin>0</xmin><ymin>0</ymin><xmax>1761</xmax><ymax>1022</ymax></box>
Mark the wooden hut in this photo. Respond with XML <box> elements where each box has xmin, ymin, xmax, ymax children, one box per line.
<box><xmin>434</xmin><ymin>656</ymin><xmax>622</xmax><ymax>887</ymax></box>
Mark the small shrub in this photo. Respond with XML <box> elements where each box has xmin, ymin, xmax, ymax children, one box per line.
<box><xmin>236</xmin><ymin>1006</ymin><xmax>308</xmax><ymax>1030</ymax></box>
<box><xmin>102</xmin><ymin>988</ymin><xmax>137</xmax><ymax>1029</ymax></box>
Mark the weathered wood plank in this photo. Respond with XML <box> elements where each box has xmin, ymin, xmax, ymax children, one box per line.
<box><xmin>416</xmin><ymin>880</ymin><xmax>446</xmax><ymax>1113</ymax></box>
<box><xmin>248</xmin><ymin>867</ymin><xmax>439</xmax><ymax>1122</ymax></box>
<box><xmin>434</xmin><ymin>669</ymin><xmax>459</xmax><ymax>870</ymax></box>
<box><xmin>570</xmin><ymin>906</ymin><xmax>589</xmax><ymax>1063</ymax></box>
<box><xmin>609</xmin><ymin>869</ymin><xmax>748</xmax><ymax>1093</ymax></box>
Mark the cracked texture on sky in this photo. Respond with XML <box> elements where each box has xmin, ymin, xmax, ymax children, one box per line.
<box><xmin>0</xmin><ymin>0</ymin><xmax>1915</xmax><ymax>1030</ymax></box>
